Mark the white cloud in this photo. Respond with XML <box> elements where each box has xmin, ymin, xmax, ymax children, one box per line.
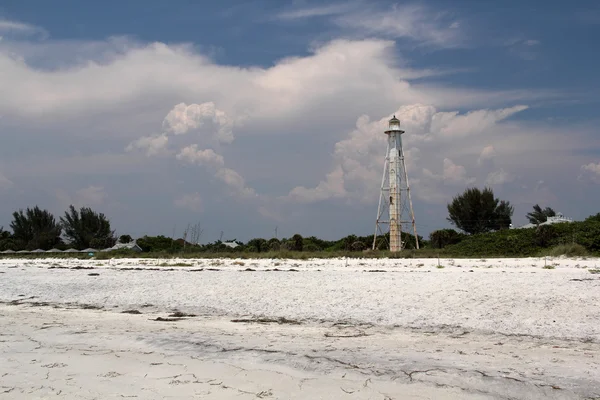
<box><xmin>163</xmin><ymin>102</ymin><xmax>234</xmax><ymax>144</ymax></box>
<box><xmin>176</xmin><ymin>145</ymin><xmax>224</xmax><ymax>168</ymax></box>
<box><xmin>126</xmin><ymin>101</ymin><xmax>235</xmax><ymax>158</ymax></box>
<box><xmin>0</xmin><ymin>36</ymin><xmax>547</xmax><ymax>127</ymax></box>
<box><xmin>442</xmin><ymin>158</ymin><xmax>475</xmax><ymax>185</ymax></box>
<box><xmin>276</xmin><ymin>3</ymin><xmax>355</xmax><ymax>20</ymax></box>
<box><xmin>0</xmin><ymin>29</ymin><xmax>592</xmax><ymax>239</ymax></box>
<box><xmin>174</xmin><ymin>193</ymin><xmax>203</xmax><ymax>213</ymax></box>
<box><xmin>524</xmin><ymin>39</ymin><xmax>540</xmax><ymax>46</ymax></box>
<box><xmin>287</xmin><ymin>166</ymin><xmax>347</xmax><ymax>203</ymax></box>
<box><xmin>485</xmin><ymin>169</ymin><xmax>514</xmax><ymax>186</ymax></box>
<box><xmin>430</xmin><ymin>105</ymin><xmax>528</xmax><ymax>139</ymax></box>
<box><xmin>215</xmin><ymin>168</ymin><xmax>257</xmax><ymax>198</ymax></box>
<box><xmin>582</xmin><ymin>162</ymin><xmax>600</xmax><ymax>175</ymax></box>
<box><xmin>580</xmin><ymin>162</ymin><xmax>600</xmax><ymax>183</ymax></box>
<box><xmin>332</xmin><ymin>3</ymin><xmax>464</xmax><ymax>48</ymax></box>
<box><xmin>125</xmin><ymin>134</ymin><xmax>169</xmax><ymax>156</ymax></box>
<box><xmin>286</xmin><ymin>104</ymin><xmax>523</xmax><ymax>205</ymax></box>
<box><xmin>478</xmin><ymin>145</ymin><xmax>496</xmax><ymax>165</ymax></box>
<box><xmin>0</xmin><ymin>19</ymin><xmax>47</xmax><ymax>38</ymax></box>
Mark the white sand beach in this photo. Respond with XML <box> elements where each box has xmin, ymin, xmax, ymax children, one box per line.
<box><xmin>1</xmin><ymin>256</ymin><xmax>600</xmax><ymax>399</ymax></box>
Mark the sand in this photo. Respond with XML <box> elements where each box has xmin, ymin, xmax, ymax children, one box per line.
<box><xmin>1</xmin><ymin>256</ymin><xmax>600</xmax><ymax>399</ymax></box>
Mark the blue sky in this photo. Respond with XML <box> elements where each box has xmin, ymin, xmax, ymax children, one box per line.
<box><xmin>0</xmin><ymin>0</ymin><xmax>599</xmax><ymax>242</ymax></box>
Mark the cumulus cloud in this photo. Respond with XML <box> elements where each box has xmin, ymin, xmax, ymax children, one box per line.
<box><xmin>0</xmin><ymin>23</ymin><xmax>592</xmax><ymax>238</ymax></box>
<box><xmin>125</xmin><ymin>134</ymin><xmax>169</xmax><ymax>156</ymax></box>
<box><xmin>478</xmin><ymin>145</ymin><xmax>496</xmax><ymax>165</ymax></box>
<box><xmin>286</xmin><ymin>104</ymin><xmax>523</xmax><ymax>205</ymax></box>
<box><xmin>215</xmin><ymin>168</ymin><xmax>257</xmax><ymax>199</ymax></box>
<box><xmin>163</xmin><ymin>102</ymin><xmax>234</xmax><ymax>144</ymax></box>
<box><xmin>176</xmin><ymin>145</ymin><xmax>224</xmax><ymax>168</ymax></box>
<box><xmin>580</xmin><ymin>162</ymin><xmax>600</xmax><ymax>183</ymax></box>
<box><xmin>287</xmin><ymin>166</ymin><xmax>347</xmax><ymax>203</ymax></box>
<box><xmin>174</xmin><ymin>193</ymin><xmax>203</xmax><ymax>213</ymax></box>
<box><xmin>582</xmin><ymin>162</ymin><xmax>600</xmax><ymax>175</ymax></box>
<box><xmin>442</xmin><ymin>158</ymin><xmax>476</xmax><ymax>185</ymax></box>
<box><xmin>126</xmin><ymin>102</ymin><xmax>234</xmax><ymax>156</ymax></box>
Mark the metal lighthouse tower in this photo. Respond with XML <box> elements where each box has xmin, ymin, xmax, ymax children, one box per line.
<box><xmin>373</xmin><ymin>115</ymin><xmax>419</xmax><ymax>251</ymax></box>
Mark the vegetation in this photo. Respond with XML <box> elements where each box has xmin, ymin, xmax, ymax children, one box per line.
<box><xmin>447</xmin><ymin>187</ymin><xmax>513</xmax><ymax>234</ymax></box>
<box><xmin>60</xmin><ymin>205</ymin><xmax>116</xmax><ymax>250</ymax></box>
<box><xmin>10</xmin><ymin>206</ymin><xmax>62</xmax><ymax>250</ymax></box>
<box><xmin>526</xmin><ymin>204</ymin><xmax>556</xmax><ymax>225</ymax></box>
<box><xmin>0</xmin><ymin>186</ymin><xmax>598</xmax><ymax>259</ymax></box>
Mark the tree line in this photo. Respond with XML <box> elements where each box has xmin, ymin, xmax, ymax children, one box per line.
<box><xmin>0</xmin><ymin>186</ymin><xmax>567</xmax><ymax>254</ymax></box>
<box><xmin>0</xmin><ymin>205</ymin><xmax>115</xmax><ymax>251</ymax></box>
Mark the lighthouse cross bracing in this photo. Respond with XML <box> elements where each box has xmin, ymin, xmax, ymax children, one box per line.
<box><xmin>373</xmin><ymin>115</ymin><xmax>419</xmax><ymax>252</ymax></box>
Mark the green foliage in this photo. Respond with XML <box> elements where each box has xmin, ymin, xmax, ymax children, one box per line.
<box><xmin>60</xmin><ymin>205</ymin><xmax>116</xmax><ymax>250</ymax></box>
<box><xmin>119</xmin><ymin>234</ymin><xmax>133</xmax><ymax>244</ymax></box>
<box><xmin>540</xmin><ymin>244</ymin><xmax>588</xmax><ymax>257</ymax></box>
<box><xmin>429</xmin><ymin>229</ymin><xmax>466</xmax><ymax>249</ymax></box>
<box><xmin>10</xmin><ymin>206</ymin><xmax>62</xmax><ymax>250</ymax></box>
<box><xmin>584</xmin><ymin>213</ymin><xmax>600</xmax><ymax>223</ymax></box>
<box><xmin>137</xmin><ymin>235</ymin><xmax>182</xmax><ymax>253</ymax></box>
<box><xmin>447</xmin><ymin>187</ymin><xmax>513</xmax><ymax>234</ymax></box>
<box><xmin>444</xmin><ymin>228</ymin><xmax>540</xmax><ymax>257</ymax></box>
<box><xmin>535</xmin><ymin>224</ymin><xmax>557</xmax><ymax>247</ymax></box>
<box><xmin>246</xmin><ymin>238</ymin><xmax>269</xmax><ymax>253</ymax></box>
<box><xmin>0</xmin><ymin>226</ymin><xmax>16</xmax><ymax>251</ymax></box>
<box><xmin>526</xmin><ymin>204</ymin><xmax>556</xmax><ymax>225</ymax></box>
<box><xmin>291</xmin><ymin>234</ymin><xmax>303</xmax><ymax>252</ymax></box>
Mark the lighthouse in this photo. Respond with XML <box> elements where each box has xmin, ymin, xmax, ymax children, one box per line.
<box><xmin>373</xmin><ymin>115</ymin><xmax>419</xmax><ymax>251</ymax></box>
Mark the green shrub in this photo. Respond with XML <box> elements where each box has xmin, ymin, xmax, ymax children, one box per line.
<box><xmin>540</xmin><ymin>244</ymin><xmax>588</xmax><ymax>257</ymax></box>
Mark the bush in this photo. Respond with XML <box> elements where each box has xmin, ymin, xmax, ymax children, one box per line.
<box><xmin>429</xmin><ymin>229</ymin><xmax>465</xmax><ymax>249</ymax></box>
<box><xmin>540</xmin><ymin>244</ymin><xmax>588</xmax><ymax>257</ymax></box>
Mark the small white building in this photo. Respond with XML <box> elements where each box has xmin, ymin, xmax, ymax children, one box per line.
<box><xmin>102</xmin><ymin>241</ymin><xmax>143</xmax><ymax>252</ymax></box>
<box><xmin>511</xmin><ymin>213</ymin><xmax>573</xmax><ymax>230</ymax></box>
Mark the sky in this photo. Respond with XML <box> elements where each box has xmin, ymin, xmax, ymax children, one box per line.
<box><xmin>1</xmin><ymin>0</ymin><xmax>600</xmax><ymax>243</ymax></box>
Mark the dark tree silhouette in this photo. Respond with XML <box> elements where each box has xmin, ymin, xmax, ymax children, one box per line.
<box><xmin>60</xmin><ymin>205</ymin><xmax>115</xmax><ymax>250</ymax></box>
<box><xmin>526</xmin><ymin>204</ymin><xmax>556</xmax><ymax>225</ymax></box>
<box><xmin>119</xmin><ymin>234</ymin><xmax>133</xmax><ymax>244</ymax></box>
<box><xmin>447</xmin><ymin>187</ymin><xmax>513</xmax><ymax>234</ymax></box>
<box><xmin>291</xmin><ymin>234</ymin><xmax>303</xmax><ymax>251</ymax></box>
<box><xmin>10</xmin><ymin>206</ymin><xmax>62</xmax><ymax>250</ymax></box>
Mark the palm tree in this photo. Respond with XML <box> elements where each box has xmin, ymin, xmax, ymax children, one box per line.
<box><xmin>526</xmin><ymin>204</ymin><xmax>556</xmax><ymax>225</ymax></box>
<box><xmin>60</xmin><ymin>205</ymin><xmax>115</xmax><ymax>250</ymax></box>
<box><xmin>10</xmin><ymin>206</ymin><xmax>62</xmax><ymax>250</ymax></box>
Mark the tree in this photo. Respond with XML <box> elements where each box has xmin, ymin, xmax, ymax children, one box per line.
<box><xmin>291</xmin><ymin>234</ymin><xmax>303</xmax><ymax>251</ymax></box>
<box><xmin>10</xmin><ymin>206</ymin><xmax>62</xmax><ymax>250</ymax></box>
<box><xmin>267</xmin><ymin>238</ymin><xmax>281</xmax><ymax>251</ymax></box>
<box><xmin>119</xmin><ymin>234</ymin><xmax>133</xmax><ymax>244</ymax></box>
<box><xmin>429</xmin><ymin>229</ymin><xmax>465</xmax><ymax>249</ymax></box>
<box><xmin>526</xmin><ymin>204</ymin><xmax>556</xmax><ymax>225</ymax></box>
<box><xmin>0</xmin><ymin>226</ymin><xmax>16</xmax><ymax>251</ymax></box>
<box><xmin>447</xmin><ymin>187</ymin><xmax>514</xmax><ymax>235</ymax></box>
<box><xmin>246</xmin><ymin>238</ymin><xmax>268</xmax><ymax>253</ymax></box>
<box><xmin>137</xmin><ymin>235</ymin><xmax>181</xmax><ymax>253</ymax></box>
<box><xmin>60</xmin><ymin>205</ymin><xmax>115</xmax><ymax>250</ymax></box>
